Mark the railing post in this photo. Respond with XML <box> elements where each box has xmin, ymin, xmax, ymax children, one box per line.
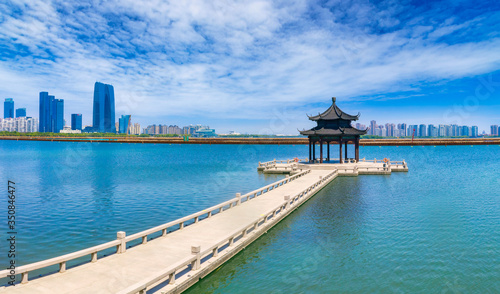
<box><xmin>142</xmin><ymin>235</ymin><xmax>148</xmax><ymax>244</ymax></box>
<box><xmin>213</xmin><ymin>246</ymin><xmax>219</xmax><ymax>257</ymax></box>
<box><xmin>117</xmin><ymin>231</ymin><xmax>126</xmax><ymax>254</ymax></box>
<box><xmin>284</xmin><ymin>195</ymin><xmax>290</xmax><ymax>209</ymax></box>
<box><xmin>91</xmin><ymin>252</ymin><xmax>98</xmax><ymax>263</ymax></box>
<box><xmin>169</xmin><ymin>270</ymin><xmax>177</xmax><ymax>284</ymax></box>
<box><xmin>191</xmin><ymin>246</ymin><xmax>201</xmax><ymax>271</ymax></box>
<box><xmin>21</xmin><ymin>272</ymin><xmax>28</xmax><ymax>284</ymax></box>
<box><xmin>162</xmin><ymin>228</ymin><xmax>167</xmax><ymax>236</ymax></box>
<box><xmin>236</xmin><ymin>193</ymin><xmax>241</xmax><ymax>205</ymax></box>
<box><xmin>59</xmin><ymin>261</ymin><xmax>66</xmax><ymax>273</ymax></box>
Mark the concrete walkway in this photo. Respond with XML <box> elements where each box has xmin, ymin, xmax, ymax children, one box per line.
<box><xmin>2</xmin><ymin>170</ymin><xmax>335</xmax><ymax>294</ymax></box>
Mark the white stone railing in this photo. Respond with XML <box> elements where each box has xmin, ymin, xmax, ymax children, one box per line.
<box><xmin>117</xmin><ymin>169</ymin><xmax>338</xmax><ymax>294</ymax></box>
<box><xmin>258</xmin><ymin>158</ymin><xmax>308</xmax><ymax>168</ymax></box>
<box><xmin>0</xmin><ymin>170</ymin><xmax>311</xmax><ymax>284</ymax></box>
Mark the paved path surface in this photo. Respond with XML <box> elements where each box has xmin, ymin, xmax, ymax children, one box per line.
<box><xmin>3</xmin><ymin>170</ymin><xmax>334</xmax><ymax>294</ymax></box>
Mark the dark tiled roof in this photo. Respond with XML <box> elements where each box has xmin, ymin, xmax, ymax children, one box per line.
<box><xmin>299</xmin><ymin>126</ymin><xmax>367</xmax><ymax>136</ymax></box>
<box><xmin>308</xmin><ymin>97</ymin><xmax>359</xmax><ymax>121</ymax></box>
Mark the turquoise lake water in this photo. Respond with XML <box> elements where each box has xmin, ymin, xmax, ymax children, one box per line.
<box><xmin>0</xmin><ymin>141</ymin><xmax>499</xmax><ymax>292</ymax></box>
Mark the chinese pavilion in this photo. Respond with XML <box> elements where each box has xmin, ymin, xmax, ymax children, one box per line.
<box><xmin>300</xmin><ymin>97</ymin><xmax>368</xmax><ymax>163</ymax></box>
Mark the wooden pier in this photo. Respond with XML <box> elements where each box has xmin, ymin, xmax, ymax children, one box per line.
<box><xmin>0</xmin><ymin>159</ymin><xmax>408</xmax><ymax>294</ymax></box>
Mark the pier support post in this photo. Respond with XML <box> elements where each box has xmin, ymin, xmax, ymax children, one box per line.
<box><xmin>117</xmin><ymin>231</ymin><xmax>126</xmax><ymax>254</ymax></box>
<box><xmin>191</xmin><ymin>246</ymin><xmax>201</xmax><ymax>271</ymax></box>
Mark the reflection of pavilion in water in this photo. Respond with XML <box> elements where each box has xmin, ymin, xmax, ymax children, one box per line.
<box><xmin>300</xmin><ymin>97</ymin><xmax>368</xmax><ymax>163</ymax></box>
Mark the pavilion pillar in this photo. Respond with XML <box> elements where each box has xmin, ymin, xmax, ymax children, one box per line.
<box><xmin>319</xmin><ymin>139</ymin><xmax>323</xmax><ymax>163</ymax></box>
<box><xmin>355</xmin><ymin>137</ymin><xmax>360</xmax><ymax>162</ymax></box>
<box><xmin>327</xmin><ymin>141</ymin><xmax>330</xmax><ymax>162</ymax></box>
<box><xmin>345</xmin><ymin>141</ymin><xmax>348</xmax><ymax>160</ymax></box>
<box><xmin>339</xmin><ymin>138</ymin><xmax>343</xmax><ymax>164</ymax></box>
<box><xmin>309</xmin><ymin>139</ymin><xmax>312</xmax><ymax>162</ymax></box>
<box><xmin>312</xmin><ymin>140</ymin><xmax>316</xmax><ymax>162</ymax></box>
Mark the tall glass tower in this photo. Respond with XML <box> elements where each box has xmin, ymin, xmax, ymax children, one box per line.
<box><xmin>118</xmin><ymin>115</ymin><xmax>131</xmax><ymax>134</ymax></box>
<box><xmin>16</xmin><ymin>108</ymin><xmax>26</xmax><ymax>117</ymax></box>
<box><xmin>71</xmin><ymin>114</ymin><xmax>82</xmax><ymax>130</ymax></box>
<box><xmin>4</xmin><ymin>98</ymin><xmax>14</xmax><ymax>118</ymax></box>
<box><xmin>93</xmin><ymin>82</ymin><xmax>115</xmax><ymax>133</ymax></box>
<box><xmin>52</xmin><ymin>99</ymin><xmax>64</xmax><ymax>133</ymax></box>
<box><xmin>39</xmin><ymin>92</ymin><xmax>64</xmax><ymax>133</ymax></box>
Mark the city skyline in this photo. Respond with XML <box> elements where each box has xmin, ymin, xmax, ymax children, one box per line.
<box><xmin>0</xmin><ymin>1</ymin><xmax>499</xmax><ymax>133</ymax></box>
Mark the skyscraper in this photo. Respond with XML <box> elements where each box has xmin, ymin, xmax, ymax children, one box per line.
<box><xmin>491</xmin><ymin>125</ymin><xmax>499</xmax><ymax>136</ymax></box>
<box><xmin>39</xmin><ymin>92</ymin><xmax>51</xmax><ymax>132</ymax></box>
<box><xmin>71</xmin><ymin>114</ymin><xmax>82</xmax><ymax>130</ymax></box>
<box><xmin>118</xmin><ymin>115</ymin><xmax>131</xmax><ymax>134</ymax></box>
<box><xmin>16</xmin><ymin>108</ymin><xmax>26</xmax><ymax>117</ymax></box>
<box><xmin>4</xmin><ymin>98</ymin><xmax>14</xmax><ymax>118</ymax></box>
<box><xmin>39</xmin><ymin>92</ymin><xmax>64</xmax><ymax>133</ymax></box>
<box><xmin>369</xmin><ymin>120</ymin><xmax>377</xmax><ymax>135</ymax></box>
<box><xmin>93</xmin><ymin>82</ymin><xmax>115</xmax><ymax>133</ymax></box>
<box><xmin>471</xmin><ymin>126</ymin><xmax>479</xmax><ymax>137</ymax></box>
<box><xmin>52</xmin><ymin>99</ymin><xmax>64</xmax><ymax>133</ymax></box>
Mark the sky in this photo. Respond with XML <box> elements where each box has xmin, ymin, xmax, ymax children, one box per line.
<box><xmin>1</xmin><ymin>0</ymin><xmax>500</xmax><ymax>134</ymax></box>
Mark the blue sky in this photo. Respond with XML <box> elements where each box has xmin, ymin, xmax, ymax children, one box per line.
<box><xmin>1</xmin><ymin>0</ymin><xmax>499</xmax><ymax>134</ymax></box>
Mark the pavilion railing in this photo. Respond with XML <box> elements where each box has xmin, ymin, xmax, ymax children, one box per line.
<box><xmin>0</xmin><ymin>170</ymin><xmax>311</xmax><ymax>285</ymax></box>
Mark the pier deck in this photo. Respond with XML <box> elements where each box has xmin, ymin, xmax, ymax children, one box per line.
<box><xmin>1</xmin><ymin>159</ymin><xmax>407</xmax><ymax>294</ymax></box>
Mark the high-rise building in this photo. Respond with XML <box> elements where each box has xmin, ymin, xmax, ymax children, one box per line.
<box><xmin>118</xmin><ymin>115</ymin><xmax>131</xmax><ymax>134</ymax></box>
<box><xmin>4</xmin><ymin>98</ymin><xmax>14</xmax><ymax>118</ymax></box>
<box><xmin>39</xmin><ymin>92</ymin><xmax>64</xmax><ymax>133</ymax></box>
<box><xmin>16</xmin><ymin>108</ymin><xmax>26</xmax><ymax>117</ymax></box>
<box><xmin>71</xmin><ymin>114</ymin><xmax>83</xmax><ymax>130</ymax></box>
<box><xmin>369</xmin><ymin>120</ymin><xmax>377</xmax><ymax>135</ymax></box>
<box><xmin>471</xmin><ymin>126</ymin><xmax>479</xmax><ymax>137</ymax></box>
<box><xmin>130</xmin><ymin>123</ymin><xmax>141</xmax><ymax>135</ymax></box>
<box><xmin>418</xmin><ymin>124</ymin><xmax>426</xmax><ymax>137</ymax></box>
<box><xmin>52</xmin><ymin>99</ymin><xmax>64</xmax><ymax>133</ymax></box>
<box><xmin>39</xmin><ymin>92</ymin><xmax>51</xmax><ymax>132</ymax></box>
<box><xmin>491</xmin><ymin>125</ymin><xmax>499</xmax><ymax>136</ymax></box>
<box><xmin>397</xmin><ymin>123</ymin><xmax>407</xmax><ymax>136</ymax></box>
<box><xmin>93</xmin><ymin>82</ymin><xmax>115</xmax><ymax>133</ymax></box>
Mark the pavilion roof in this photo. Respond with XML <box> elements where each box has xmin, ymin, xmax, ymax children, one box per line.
<box><xmin>308</xmin><ymin>97</ymin><xmax>360</xmax><ymax>121</ymax></box>
<box><xmin>299</xmin><ymin>126</ymin><xmax>368</xmax><ymax>136</ymax></box>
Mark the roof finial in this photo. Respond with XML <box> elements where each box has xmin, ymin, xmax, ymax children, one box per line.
<box><xmin>332</xmin><ymin>97</ymin><xmax>336</xmax><ymax>103</ymax></box>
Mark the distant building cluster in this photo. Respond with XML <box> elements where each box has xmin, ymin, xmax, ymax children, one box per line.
<box><xmin>143</xmin><ymin>124</ymin><xmax>217</xmax><ymax>137</ymax></box>
<box><xmin>364</xmin><ymin>121</ymin><xmax>483</xmax><ymax>137</ymax></box>
<box><xmin>0</xmin><ymin>98</ymin><xmax>38</xmax><ymax>132</ymax></box>
<box><xmin>1</xmin><ymin>82</ymin><xmax>216</xmax><ymax>136</ymax></box>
